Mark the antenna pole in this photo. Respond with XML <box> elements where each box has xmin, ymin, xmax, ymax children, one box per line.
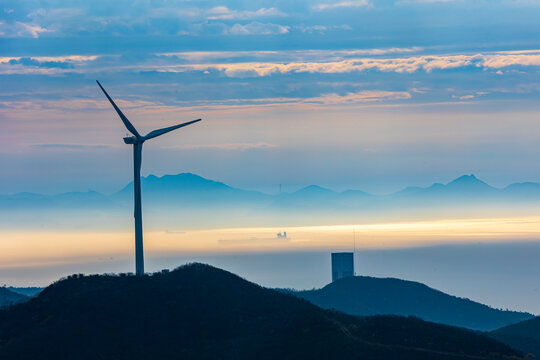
<box><xmin>353</xmin><ymin>228</ymin><xmax>356</xmax><ymax>276</ymax></box>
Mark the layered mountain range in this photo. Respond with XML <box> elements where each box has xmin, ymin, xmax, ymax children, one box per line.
<box><xmin>2</xmin><ymin>173</ymin><xmax>539</xmax><ymax>229</ymax></box>
<box><xmin>3</xmin><ymin>173</ymin><xmax>540</xmax><ymax>209</ymax></box>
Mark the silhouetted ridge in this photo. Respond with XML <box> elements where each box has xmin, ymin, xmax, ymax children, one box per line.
<box><xmin>113</xmin><ymin>172</ymin><xmax>268</xmax><ymax>205</ymax></box>
<box><xmin>394</xmin><ymin>174</ymin><xmax>496</xmax><ymax>198</ymax></box>
<box><xmin>6</xmin><ymin>287</ymin><xmax>43</xmax><ymax>297</ymax></box>
<box><xmin>0</xmin><ymin>264</ymin><xmax>522</xmax><ymax>360</ymax></box>
<box><xmin>490</xmin><ymin>316</ymin><xmax>540</xmax><ymax>357</ymax></box>
<box><xmin>117</xmin><ymin>172</ymin><xmax>234</xmax><ymax>194</ymax></box>
<box><xmin>291</xmin><ymin>276</ymin><xmax>533</xmax><ymax>331</ymax></box>
<box><xmin>0</xmin><ymin>287</ymin><xmax>28</xmax><ymax>308</ymax></box>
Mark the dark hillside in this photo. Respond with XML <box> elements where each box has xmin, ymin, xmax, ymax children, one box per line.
<box><xmin>6</xmin><ymin>287</ymin><xmax>43</xmax><ymax>297</ymax></box>
<box><xmin>0</xmin><ymin>264</ymin><xmax>524</xmax><ymax>360</ymax></box>
<box><xmin>490</xmin><ymin>317</ymin><xmax>540</xmax><ymax>357</ymax></box>
<box><xmin>291</xmin><ymin>276</ymin><xmax>533</xmax><ymax>331</ymax></box>
<box><xmin>0</xmin><ymin>287</ymin><xmax>28</xmax><ymax>308</ymax></box>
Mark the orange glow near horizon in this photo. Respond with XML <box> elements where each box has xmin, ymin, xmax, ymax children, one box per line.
<box><xmin>2</xmin><ymin>216</ymin><xmax>540</xmax><ymax>269</ymax></box>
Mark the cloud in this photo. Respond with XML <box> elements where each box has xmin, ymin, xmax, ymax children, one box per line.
<box><xmin>157</xmin><ymin>47</ymin><xmax>423</xmax><ymax>63</ymax></box>
<box><xmin>17</xmin><ymin>22</ymin><xmax>50</xmax><ymax>38</ymax></box>
<box><xmin>184</xmin><ymin>89</ymin><xmax>412</xmax><ymax>107</ymax></box>
<box><xmin>0</xmin><ymin>55</ymin><xmax>99</xmax><ymax>64</ymax></box>
<box><xmin>0</xmin><ymin>88</ymin><xmax>412</xmax><ymax>118</ymax></box>
<box><xmin>206</xmin><ymin>7</ymin><xmax>286</xmax><ymax>20</ymax></box>
<box><xmin>452</xmin><ymin>94</ymin><xmax>475</xmax><ymax>100</ymax></box>
<box><xmin>31</xmin><ymin>144</ymin><xmax>110</xmax><ymax>150</ymax></box>
<box><xmin>0</xmin><ymin>4</ymin><xmax>292</xmax><ymax>38</ymax></box>
<box><xmin>314</xmin><ymin>0</ymin><xmax>370</xmax><ymax>11</ymax></box>
<box><xmin>296</xmin><ymin>24</ymin><xmax>352</xmax><ymax>33</ymax></box>
<box><xmin>0</xmin><ymin>98</ymin><xmax>156</xmax><ymax>112</ymax></box>
<box><xmin>8</xmin><ymin>57</ymin><xmax>72</xmax><ymax>69</ymax></box>
<box><xmin>226</xmin><ymin>22</ymin><xmax>290</xmax><ymax>35</ymax></box>
<box><xmin>0</xmin><ymin>21</ymin><xmax>50</xmax><ymax>38</ymax></box>
<box><xmin>397</xmin><ymin>0</ymin><xmax>462</xmax><ymax>4</ymax></box>
<box><xmin>482</xmin><ymin>53</ymin><xmax>540</xmax><ymax>68</ymax></box>
<box><xmin>308</xmin><ymin>90</ymin><xmax>412</xmax><ymax>104</ymax></box>
<box><xmin>152</xmin><ymin>51</ymin><xmax>540</xmax><ymax>77</ymax></box>
<box><xmin>2</xmin><ymin>0</ymin><xmax>539</xmax><ymax>41</ymax></box>
<box><xmin>0</xmin><ymin>55</ymin><xmax>99</xmax><ymax>74</ymax></box>
<box><xmin>167</xmin><ymin>142</ymin><xmax>277</xmax><ymax>151</ymax></box>
<box><xmin>4</xmin><ymin>49</ymin><xmax>540</xmax><ymax>77</ymax></box>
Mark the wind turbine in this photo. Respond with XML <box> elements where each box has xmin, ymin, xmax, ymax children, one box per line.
<box><xmin>96</xmin><ymin>80</ymin><xmax>201</xmax><ymax>276</ymax></box>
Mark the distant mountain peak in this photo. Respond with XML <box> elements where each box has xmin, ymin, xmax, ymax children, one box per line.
<box><xmin>445</xmin><ymin>174</ymin><xmax>494</xmax><ymax>191</ymax></box>
<box><xmin>116</xmin><ymin>172</ymin><xmax>235</xmax><ymax>196</ymax></box>
<box><xmin>449</xmin><ymin>174</ymin><xmax>480</xmax><ymax>183</ymax></box>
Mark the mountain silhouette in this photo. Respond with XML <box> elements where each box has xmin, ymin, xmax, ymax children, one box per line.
<box><xmin>287</xmin><ymin>276</ymin><xmax>533</xmax><ymax>331</ymax></box>
<box><xmin>447</xmin><ymin>174</ymin><xmax>494</xmax><ymax>191</ymax></box>
<box><xmin>394</xmin><ymin>174</ymin><xmax>497</xmax><ymax>199</ymax></box>
<box><xmin>117</xmin><ymin>173</ymin><xmax>234</xmax><ymax>195</ymax></box>
<box><xmin>4</xmin><ymin>173</ymin><xmax>540</xmax><ymax>223</ymax></box>
<box><xmin>293</xmin><ymin>185</ymin><xmax>336</xmax><ymax>196</ymax></box>
<box><xmin>6</xmin><ymin>287</ymin><xmax>43</xmax><ymax>297</ymax></box>
<box><xmin>0</xmin><ymin>287</ymin><xmax>28</xmax><ymax>308</ymax></box>
<box><xmin>113</xmin><ymin>172</ymin><xmax>269</xmax><ymax>205</ymax></box>
<box><xmin>490</xmin><ymin>316</ymin><xmax>540</xmax><ymax>357</ymax></box>
<box><xmin>502</xmin><ymin>182</ymin><xmax>540</xmax><ymax>199</ymax></box>
<box><xmin>0</xmin><ymin>264</ymin><xmax>524</xmax><ymax>360</ymax></box>
<box><xmin>280</xmin><ymin>185</ymin><xmax>340</xmax><ymax>206</ymax></box>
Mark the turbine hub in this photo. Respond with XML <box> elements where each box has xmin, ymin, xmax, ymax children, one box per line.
<box><xmin>123</xmin><ymin>136</ymin><xmax>137</xmax><ymax>144</ymax></box>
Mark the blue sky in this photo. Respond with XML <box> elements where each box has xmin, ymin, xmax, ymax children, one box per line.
<box><xmin>3</xmin><ymin>0</ymin><xmax>540</xmax><ymax>194</ymax></box>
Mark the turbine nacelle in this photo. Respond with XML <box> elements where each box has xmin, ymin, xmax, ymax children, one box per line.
<box><xmin>123</xmin><ymin>136</ymin><xmax>140</xmax><ymax>145</ymax></box>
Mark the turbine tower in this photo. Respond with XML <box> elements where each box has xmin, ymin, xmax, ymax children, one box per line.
<box><xmin>97</xmin><ymin>80</ymin><xmax>201</xmax><ymax>276</ymax></box>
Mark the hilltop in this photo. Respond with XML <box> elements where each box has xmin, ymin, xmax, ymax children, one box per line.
<box><xmin>288</xmin><ymin>276</ymin><xmax>533</xmax><ymax>331</ymax></box>
<box><xmin>0</xmin><ymin>264</ymin><xmax>523</xmax><ymax>360</ymax></box>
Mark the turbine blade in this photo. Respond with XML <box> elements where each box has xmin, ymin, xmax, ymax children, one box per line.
<box><xmin>96</xmin><ymin>80</ymin><xmax>141</xmax><ymax>138</ymax></box>
<box><xmin>144</xmin><ymin>119</ymin><xmax>201</xmax><ymax>140</ymax></box>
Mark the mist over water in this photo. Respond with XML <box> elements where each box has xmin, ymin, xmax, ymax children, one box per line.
<box><xmin>1</xmin><ymin>223</ymin><xmax>539</xmax><ymax>313</ymax></box>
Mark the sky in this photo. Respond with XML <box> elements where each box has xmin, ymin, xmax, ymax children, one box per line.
<box><xmin>3</xmin><ymin>1</ymin><xmax>540</xmax><ymax>311</ymax></box>
<box><xmin>3</xmin><ymin>0</ymin><xmax>540</xmax><ymax>195</ymax></box>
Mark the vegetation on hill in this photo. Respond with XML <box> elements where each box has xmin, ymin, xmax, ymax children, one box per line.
<box><xmin>0</xmin><ymin>264</ymin><xmax>524</xmax><ymax>360</ymax></box>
